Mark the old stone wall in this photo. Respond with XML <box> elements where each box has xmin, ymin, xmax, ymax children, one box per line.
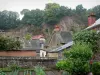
<box><xmin>0</xmin><ymin>56</ymin><xmax>57</xmax><ymax>68</ymax></box>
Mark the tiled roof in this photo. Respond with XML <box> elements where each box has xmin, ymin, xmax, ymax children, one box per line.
<box><xmin>32</xmin><ymin>35</ymin><xmax>44</xmax><ymax>40</ymax></box>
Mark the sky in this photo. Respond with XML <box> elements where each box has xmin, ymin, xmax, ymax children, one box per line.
<box><xmin>0</xmin><ymin>0</ymin><xmax>100</xmax><ymax>14</ymax></box>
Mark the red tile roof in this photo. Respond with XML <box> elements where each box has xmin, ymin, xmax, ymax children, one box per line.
<box><xmin>32</xmin><ymin>35</ymin><xmax>44</xmax><ymax>40</ymax></box>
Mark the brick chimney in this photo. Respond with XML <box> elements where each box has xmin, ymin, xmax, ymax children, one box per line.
<box><xmin>88</xmin><ymin>13</ymin><xmax>96</xmax><ymax>26</ymax></box>
<box><xmin>54</xmin><ymin>25</ymin><xmax>60</xmax><ymax>32</ymax></box>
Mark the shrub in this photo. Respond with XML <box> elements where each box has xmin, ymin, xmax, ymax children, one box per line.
<box><xmin>92</xmin><ymin>62</ymin><xmax>100</xmax><ymax>75</ymax></box>
<box><xmin>0</xmin><ymin>36</ymin><xmax>21</xmax><ymax>50</ymax></box>
<box><xmin>73</xmin><ymin>30</ymin><xmax>100</xmax><ymax>52</ymax></box>
<box><xmin>56</xmin><ymin>42</ymin><xmax>93</xmax><ymax>75</ymax></box>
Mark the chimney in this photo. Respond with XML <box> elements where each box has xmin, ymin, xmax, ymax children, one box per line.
<box><xmin>88</xmin><ymin>13</ymin><xmax>96</xmax><ymax>26</ymax></box>
<box><xmin>54</xmin><ymin>25</ymin><xmax>60</xmax><ymax>32</ymax></box>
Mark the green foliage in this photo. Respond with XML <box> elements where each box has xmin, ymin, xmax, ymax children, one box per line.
<box><xmin>44</xmin><ymin>3</ymin><xmax>72</xmax><ymax>25</ymax></box>
<box><xmin>9</xmin><ymin>64</ymin><xmax>20</xmax><ymax>71</ymax></box>
<box><xmin>0</xmin><ymin>67</ymin><xmax>12</xmax><ymax>72</ymax></box>
<box><xmin>73</xmin><ymin>30</ymin><xmax>100</xmax><ymax>52</ymax></box>
<box><xmin>88</xmin><ymin>5</ymin><xmax>100</xmax><ymax>19</ymax></box>
<box><xmin>92</xmin><ymin>62</ymin><xmax>100</xmax><ymax>75</ymax></box>
<box><xmin>0</xmin><ymin>36</ymin><xmax>21</xmax><ymax>50</ymax></box>
<box><xmin>44</xmin><ymin>3</ymin><xmax>60</xmax><ymax>25</ymax></box>
<box><xmin>0</xmin><ymin>4</ymin><xmax>100</xmax><ymax>31</ymax></box>
<box><xmin>56</xmin><ymin>59</ymin><xmax>73</xmax><ymax>72</ymax></box>
<box><xmin>25</xmin><ymin>33</ymin><xmax>31</xmax><ymax>40</ymax></box>
<box><xmin>56</xmin><ymin>42</ymin><xmax>93</xmax><ymax>75</ymax></box>
<box><xmin>64</xmin><ymin>42</ymin><xmax>93</xmax><ymax>60</ymax></box>
<box><xmin>22</xmin><ymin>9</ymin><xmax>44</xmax><ymax>26</ymax></box>
<box><xmin>75</xmin><ymin>5</ymin><xmax>88</xmax><ymax>24</ymax></box>
<box><xmin>20</xmin><ymin>9</ymin><xmax>30</xmax><ymax>15</ymax></box>
<box><xmin>34</xmin><ymin>66</ymin><xmax>46</xmax><ymax>75</ymax></box>
<box><xmin>0</xmin><ymin>10</ymin><xmax>20</xmax><ymax>30</ymax></box>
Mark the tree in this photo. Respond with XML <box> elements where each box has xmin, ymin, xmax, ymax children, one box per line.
<box><xmin>0</xmin><ymin>10</ymin><xmax>20</xmax><ymax>30</ymax></box>
<box><xmin>56</xmin><ymin>42</ymin><xmax>93</xmax><ymax>75</ymax></box>
<box><xmin>88</xmin><ymin>5</ymin><xmax>100</xmax><ymax>19</ymax></box>
<box><xmin>44</xmin><ymin>3</ymin><xmax>72</xmax><ymax>25</ymax></box>
<box><xmin>44</xmin><ymin>3</ymin><xmax>60</xmax><ymax>25</ymax></box>
<box><xmin>21</xmin><ymin>9</ymin><xmax>44</xmax><ymax>27</ymax></box>
<box><xmin>0</xmin><ymin>36</ymin><xmax>21</xmax><ymax>50</ymax></box>
<box><xmin>20</xmin><ymin>9</ymin><xmax>30</xmax><ymax>15</ymax></box>
<box><xmin>75</xmin><ymin>4</ymin><xmax>88</xmax><ymax>24</ymax></box>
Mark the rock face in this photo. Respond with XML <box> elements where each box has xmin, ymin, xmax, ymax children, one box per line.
<box><xmin>44</xmin><ymin>16</ymin><xmax>86</xmax><ymax>48</ymax></box>
<box><xmin>48</xmin><ymin>31</ymin><xmax>72</xmax><ymax>48</ymax></box>
<box><xmin>59</xmin><ymin>16</ymin><xmax>85</xmax><ymax>32</ymax></box>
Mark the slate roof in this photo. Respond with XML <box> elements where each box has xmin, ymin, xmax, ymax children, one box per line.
<box><xmin>21</xmin><ymin>39</ymin><xmax>41</xmax><ymax>52</ymax></box>
<box><xmin>32</xmin><ymin>34</ymin><xmax>44</xmax><ymax>39</ymax></box>
<box><xmin>49</xmin><ymin>41</ymin><xmax>73</xmax><ymax>52</ymax></box>
<box><xmin>60</xmin><ymin>31</ymin><xmax>72</xmax><ymax>43</ymax></box>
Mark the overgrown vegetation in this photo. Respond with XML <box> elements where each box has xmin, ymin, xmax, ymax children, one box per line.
<box><xmin>56</xmin><ymin>30</ymin><xmax>100</xmax><ymax>75</ymax></box>
<box><xmin>0</xmin><ymin>36</ymin><xmax>21</xmax><ymax>50</ymax></box>
<box><xmin>56</xmin><ymin>42</ymin><xmax>93</xmax><ymax>75</ymax></box>
<box><xmin>73</xmin><ymin>30</ymin><xmax>100</xmax><ymax>52</ymax></box>
<box><xmin>92</xmin><ymin>62</ymin><xmax>100</xmax><ymax>75</ymax></box>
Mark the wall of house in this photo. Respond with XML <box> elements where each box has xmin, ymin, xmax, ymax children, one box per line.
<box><xmin>0</xmin><ymin>50</ymin><xmax>36</xmax><ymax>56</ymax></box>
<box><xmin>47</xmin><ymin>53</ymin><xmax>58</xmax><ymax>58</ymax></box>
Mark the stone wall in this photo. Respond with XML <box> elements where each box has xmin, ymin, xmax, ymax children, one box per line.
<box><xmin>0</xmin><ymin>70</ymin><xmax>62</xmax><ymax>75</ymax></box>
<box><xmin>0</xmin><ymin>56</ymin><xmax>57</xmax><ymax>68</ymax></box>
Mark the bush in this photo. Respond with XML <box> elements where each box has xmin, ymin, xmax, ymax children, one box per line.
<box><xmin>73</xmin><ymin>30</ymin><xmax>100</xmax><ymax>52</ymax></box>
<box><xmin>56</xmin><ymin>42</ymin><xmax>93</xmax><ymax>75</ymax></box>
<box><xmin>64</xmin><ymin>42</ymin><xmax>93</xmax><ymax>61</ymax></box>
<box><xmin>0</xmin><ymin>36</ymin><xmax>21</xmax><ymax>50</ymax></box>
<box><xmin>92</xmin><ymin>62</ymin><xmax>100</xmax><ymax>75</ymax></box>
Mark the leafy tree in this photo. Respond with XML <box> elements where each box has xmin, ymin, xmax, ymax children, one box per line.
<box><xmin>73</xmin><ymin>30</ymin><xmax>100</xmax><ymax>52</ymax></box>
<box><xmin>0</xmin><ymin>10</ymin><xmax>20</xmax><ymax>30</ymax></box>
<box><xmin>76</xmin><ymin>5</ymin><xmax>86</xmax><ymax>15</ymax></box>
<box><xmin>44</xmin><ymin>3</ymin><xmax>72</xmax><ymax>25</ymax></box>
<box><xmin>75</xmin><ymin>4</ymin><xmax>88</xmax><ymax>24</ymax></box>
<box><xmin>20</xmin><ymin>9</ymin><xmax>30</xmax><ymax>15</ymax></box>
<box><xmin>0</xmin><ymin>36</ymin><xmax>21</xmax><ymax>50</ymax></box>
<box><xmin>88</xmin><ymin>5</ymin><xmax>100</xmax><ymax>19</ymax></box>
<box><xmin>22</xmin><ymin>9</ymin><xmax>44</xmax><ymax>26</ymax></box>
<box><xmin>44</xmin><ymin>3</ymin><xmax>60</xmax><ymax>25</ymax></box>
<box><xmin>56</xmin><ymin>42</ymin><xmax>93</xmax><ymax>75</ymax></box>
